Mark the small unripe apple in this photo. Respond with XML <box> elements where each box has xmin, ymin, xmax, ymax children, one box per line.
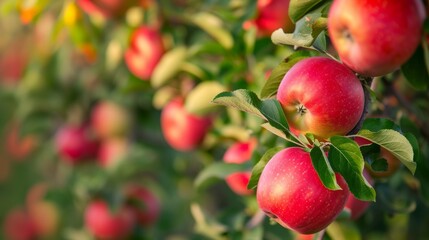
<box><xmin>257</xmin><ymin>147</ymin><xmax>349</xmax><ymax>234</ymax></box>
<box><xmin>161</xmin><ymin>97</ymin><xmax>212</xmax><ymax>151</ymax></box>
<box><xmin>125</xmin><ymin>185</ymin><xmax>160</xmax><ymax>226</ymax></box>
<box><xmin>344</xmin><ymin>168</ymin><xmax>374</xmax><ymax>220</ymax></box>
<box><xmin>3</xmin><ymin>208</ymin><xmax>38</xmax><ymax>240</ymax></box>
<box><xmin>91</xmin><ymin>101</ymin><xmax>131</xmax><ymax>140</ymax></box>
<box><xmin>85</xmin><ymin>200</ymin><xmax>136</xmax><ymax>240</ymax></box>
<box><xmin>55</xmin><ymin>125</ymin><xmax>99</xmax><ymax>164</ymax></box>
<box><xmin>97</xmin><ymin>138</ymin><xmax>129</xmax><ymax>168</ymax></box>
<box><xmin>277</xmin><ymin>57</ymin><xmax>364</xmax><ymax>140</ymax></box>
<box><xmin>125</xmin><ymin>26</ymin><xmax>165</xmax><ymax>80</ymax></box>
<box><xmin>328</xmin><ymin>0</ymin><xmax>425</xmax><ymax>77</ymax></box>
<box><xmin>223</xmin><ymin>138</ymin><xmax>257</xmax><ymax>195</ymax></box>
<box><xmin>243</xmin><ymin>0</ymin><xmax>294</xmax><ymax>36</ymax></box>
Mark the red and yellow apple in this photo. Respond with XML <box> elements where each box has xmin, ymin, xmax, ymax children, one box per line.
<box><xmin>125</xmin><ymin>185</ymin><xmax>160</xmax><ymax>226</ymax></box>
<box><xmin>97</xmin><ymin>138</ymin><xmax>129</xmax><ymax>168</ymax></box>
<box><xmin>161</xmin><ymin>97</ymin><xmax>212</xmax><ymax>151</ymax></box>
<box><xmin>5</xmin><ymin>122</ymin><xmax>37</xmax><ymax>161</ymax></box>
<box><xmin>3</xmin><ymin>208</ymin><xmax>38</xmax><ymax>240</ymax></box>
<box><xmin>276</xmin><ymin>57</ymin><xmax>364</xmax><ymax>140</ymax></box>
<box><xmin>344</xmin><ymin>168</ymin><xmax>374</xmax><ymax>220</ymax></box>
<box><xmin>223</xmin><ymin>138</ymin><xmax>257</xmax><ymax>195</ymax></box>
<box><xmin>243</xmin><ymin>0</ymin><xmax>294</xmax><ymax>36</ymax></box>
<box><xmin>85</xmin><ymin>200</ymin><xmax>136</xmax><ymax>239</ymax></box>
<box><xmin>328</xmin><ymin>0</ymin><xmax>425</xmax><ymax>77</ymax></box>
<box><xmin>257</xmin><ymin>147</ymin><xmax>349</xmax><ymax>234</ymax></box>
<box><xmin>91</xmin><ymin>101</ymin><xmax>131</xmax><ymax>140</ymax></box>
<box><xmin>125</xmin><ymin>26</ymin><xmax>165</xmax><ymax>80</ymax></box>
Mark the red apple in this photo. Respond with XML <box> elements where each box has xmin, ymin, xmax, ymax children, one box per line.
<box><xmin>97</xmin><ymin>138</ymin><xmax>129</xmax><ymax>168</ymax></box>
<box><xmin>276</xmin><ymin>57</ymin><xmax>364</xmax><ymax>140</ymax></box>
<box><xmin>91</xmin><ymin>101</ymin><xmax>131</xmax><ymax>140</ymax></box>
<box><xmin>125</xmin><ymin>185</ymin><xmax>160</xmax><ymax>226</ymax></box>
<box><xmin>328</xmin><ymin>0</ymin><xmax>425</xmax><ymax>77</ymax></box>
<box><xmin>243</xmin><ymin>0</ymin><xmax>294</xmax><ymax>36</ymax></box>
<box><xmin>223</xmin><ymin>138</ymin><xmax>257</xmax><ymax>195</ymax></box>
<box><xmin>55</xmin><ymin>125</ymin><xmax>99</xmax><ymax>164</ymax></box>
<box><xmin>3</xmin><ymin>208</ymin><xmax>38</xmax><ymax>240</ymax></box>
<box><xmin>161</xmin><ymin>97</ymin><xmax>212</xmax><ymax>151</ymax></box>
<box><xmin>125</xmin><ymin>26</ymin><xmax>165</xmax><ymax>80</ymax></box>
<box><xmin>295</xmin><ymin>233</ymin><xmax>315</xmax><ymax>240</ymax></box>
<box><xmin>5</xmin><ymin>122</ymin><xmax>37</xmax><ymax>161</ymax></box>
<box><xmin>344</xmin><ymin>168</ymin><xmax>373</xmax><ymax>220</ymax></box>
<box><xmin>85</xmin><ymin>200</ymin><xmax>135</xmax><ymax>239</ymax></box>
<box><xmin>257</xmin><ymin>147</ymin><xmax>349</xmax><ymax>234</ymax></box>
<box><xmin>0</xmin><ymin>43</ymin><xmax>27</xmax><ymax>85</ymax></box>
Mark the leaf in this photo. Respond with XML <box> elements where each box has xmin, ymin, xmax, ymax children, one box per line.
<box><xmin>260</xmin><ymin>51</ymin><xmax>311</xmax><ymax>99</ymax></box>
<box><xmin>329</xmin><ymin>136</ymin><xmax>376</xmax><ymax>201</ymax></box>
<box><xmin>247</xmin><ymin>147</ymin><xmax>283</xmax><ymax>190</ymax></box>
<box><xmin>185</xmin><ymin>82</ymin><xmax>227</xmax><ymax>116</ymax></box>
<box><xmin>310</xmin><ymin>146</ymin><xmax>341</xmax><ymax>190</ymax></box>
<box><xmin>190</xmin><ymin>12</ymin><xmax>233</xmax><ymax>50</ymax></box>
<box><xmin>361</xmin><ymin>117</ymin><xmax>402</xmax><ymax>132</ymax></box>
<box><xmin>151</xmin><ymin>46</ymin><xmax>188</xmax><ymax>88</ymax></box>
<box><xmin>194</xmin><ymin>162</ymin><xmax>250</xmax><ymax>190</ymax></box>
<box><xmin>401</xmin><ymin>43</ymin><xmax>429</xmax><ymax>90</ymax></box>
<box><xmin>288</xmin><ymin>0</ymin><xmax>326</xmax><ymax>23</ymax></box>
<box><xmin>357</xmin><ymin>129</ymin><xmax>416</xmax><ymax>174</ymax></box>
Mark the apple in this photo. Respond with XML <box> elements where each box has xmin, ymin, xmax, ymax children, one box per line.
<box><xmin>125</xmin><ymin>185</ymin><xmax>160</xmax><ymax>226</ymax></box>
<box><xmin>295</xmin><ymin>233</ymin><xmax>315</xmax><ymax>240</ymax></box>
<box><xmin>257</xmin><ymin>147</ymin><xmax>349</xmax><ymax>234</ymax></box>
<box><xmin>243</xmin><ymin>0</ymin><xmax>294</xmax><ymax>36</ymax></box>
<box><xmin>55</xmin><ymin>124</ymin><xmax>99</xmax><ymax>164</ymax></box>
<box><xmin>223</xmin><ymin>138</ymin><xmax>257</xmax><ymax>195</ymax></box>
<box><xmin>0</xmin><ymin>43</ymin><xmax>27</xmax><ymax>85</ymax></box>
<box><xmin>6</xmin><ymin>122</ymin><xmax>37</xmax><ymax>161</ymax></box>
<box><xmin>276</xmin><ymin>57</ymin><xmax>364</xmax><ymax>140</ymax></box>
<box><xmin>125</xmin><ymin>26</ymin><xmax>165</xmax><ymax>80</ymax></box>
<box><xmin>355</xmin><ymin>137</ymin><xmax>401</xmax><ymax>178</ymax></box>
<box><xmin>3</xmin><ymin>208</ymin><xmax>38</xmax><ymax>240</ymax></box>
<box><xmin>91</xmin><ymin>101</ymin><xmax>131</xmax><ymax>140</ymax></box>
<box><xmin>344</xmin><ymin>168</ymin><xmax>374</xmax><ymax>220</ymax></box>
<box><xmin>97</xmin><ymin>138</ymin><xmax>129</xmax><ymax>168</ymax></box>
<box><xmin>85</xmin><ymin>200</ymin><xmax>136</xmax><ymax>239</ymax></box>
<box><xmin>328</xmin><ymin>0</ymin><xmax>425</xmax><ymax>77</ymax></box>
<box><xmin>161</xmin><ymin>97</ymin><xmax>212</xmax><ymax>151</ymax></box>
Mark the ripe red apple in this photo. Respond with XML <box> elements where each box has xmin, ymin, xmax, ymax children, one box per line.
<box><xmin>3</xmin><ymin>208</ymin><xmax>38</xmax><ymax>240</ymax></box>
<box><xmin>257</xmin><ymin>147</ymin><xmax>349</xmax><ymax>234</ymax></box>
<box><xmin>91</xmin><ymin>101</ymin><xmax>131</xmax><ymax>140</ymax></box>
<box><xmin>276</xmin><ymin>57</ymin><xmax>364</xmax><ymax>140</ymax></box>
<box><xmin>55</xmin><ymin>124</ymin><xmax>99</xmax><ymax>164</ymax></box>
<box><xmin>85</xmin><ymin>200</ymin><xmax>135</xmax><ymax>239</ymax></box>
<box><xmin>223</xmin><ymin>138</ymin><xmax>257</xmax><ymax>195</ymax></box>
<box><xmin>328</xmin><ymin>0</ymin><xmax>425</xmax><ymax>77</ymax></box>
<box><xmin>125</xmin><ymin>26</ymin><xmax>165</xmax><ymax>80</ymax></box>
<box><xmin>243</xmin><ymin>0</ymin><xmax>294</xmax><ymax>36</ymax></box>
<box><xmin>161</xmin><ymin>97</ymin><xmax>212</xmax><ymax>151</ymax></box>
<box><xmin>97</xmin><ymin>138</ymin><xmax>129</xmax><ymax>168</ymax></box>
<box><xmin>344</xmin><ymin>168</ymin><xmax>374</xmax><ymax>220</ymax></box>
<box><xmin>355</xmin><ymin>137</ymin><xmax>401</xmax><ymax>178</ymax></box>
<box><xmin>125</xmin><ymin>185</ymin><xmax>160</xmax><ymax>226</ymax></box>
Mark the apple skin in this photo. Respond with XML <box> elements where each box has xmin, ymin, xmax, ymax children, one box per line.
<box><xmin>3</xmin><ymin>208</ymin><xmax>38</xmax><ymax>240</ymax></box>
<box><xmin>344</xmin><ymin>168</ymin><xmax>374</xmax><ymax>220</ymax></box>
<box><xmin>223</xmin><ymin>138</ymin><xmax>257</xmax><ymax>195</ymax></box>
<box><xmin>125</xmin><ymin>185</ymin><xmax>160</xmax><ymax>226</ymax></box>
<box><xmin>328</xmin><ymin>0</ymin><xmax>425</xmax><ymax>77</ymax></box>
<box><xmin>91</xmin><ymin>101</ymin><xmax>130</xmax><ymax>140</ymax></box>
<box><xmin>55</xmin><ymin>125</ymin><xmax>99</xmax><ymax>164</ymax></box>
<box><xmin>161</xmin><ymin>97</ymin><xmax>212</xmax><ymax>151</ymax></box>
<box><xmin>257</xmin><ymin>147</ymin><xmax>349</xmax><ymax>234</ymax></box>
<box><xmin>125</xmin><ymin>26</ymin><xmax>165</xmax><ymax>80</ymax></box>
<box><xmin>243</xmin><ymin>0</ymin><xmax>294</xmax><ymax>36</ymax></box>
<box><xmin>355</xmin><ymin>137</ymin><xmax>401</xmax><ymax>178</ymax></box>
<box><xmin>97</xmin><ymin>138</ymin><xmax>129</xmax><ymax>168</ymax></box>
<box><xmin>276</xmin><ymin>57</ymin><xmax>364</xmax><ymax>140</ymax></box>
<box><xmin>85</xmin><ymin>200</ymin><xmax>136</xmax><ymax>240</ymax></box>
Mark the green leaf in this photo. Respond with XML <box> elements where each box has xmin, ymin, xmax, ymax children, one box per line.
<box><xmin>329</xmin><ymin>136</ymin><xmax>376</xmax><ymax>201</ymax></box>
<box><xmin>185</xmin><ymin>81</ymin><xmax>227</xmax><ymax>116</ymax></box>
<box><xmin>194</xmin><ymin>162</ymin><xmax>250</xmax><ymax>190</ymax></box>
<box><xmin>151</xmin><ymin>46</ymin><xmax>188</xmax><ymax>88</ymax></box>
<box><xmin>401</xmin><ymin>43</ymin><xmax>429</xmax><ymax>90</ymax></box>
<box><xmin>288</xmin><ymin>0</ymin><xmax>326</xmax><ymax>23</ymax></box>
<box><xmin>357</xmin><ymin>129</ymin><xmax>416</xmax><ymax>174</ymax></box>
<box><xmin>370</xmin><ymin>158</ymin><xmax>388</xmax><ymax>172</ymax></box>
<box><xmin>247</xmin><ymin>147</ymin><xmax>283</xmax><ymax>190</ymax></box>
<box><xmin>310</xmin><ymin>146</ymin><xmax>342</xmax><ymax>190</ymax></box>
<box><xmin>361</xmin><ymin>117</ymin><xmax>401</xmax><ymax>132</ymax></box>
<box><xmin>260</xmin><ymin>52</ymin><xmax>311</xmax><ymax>99</ymax></box>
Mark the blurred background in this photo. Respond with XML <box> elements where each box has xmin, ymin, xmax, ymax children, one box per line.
<box><xmin>1</xmin><ymin>0</ymin><xmax>429</xmax><ymax>239</ymax></box>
